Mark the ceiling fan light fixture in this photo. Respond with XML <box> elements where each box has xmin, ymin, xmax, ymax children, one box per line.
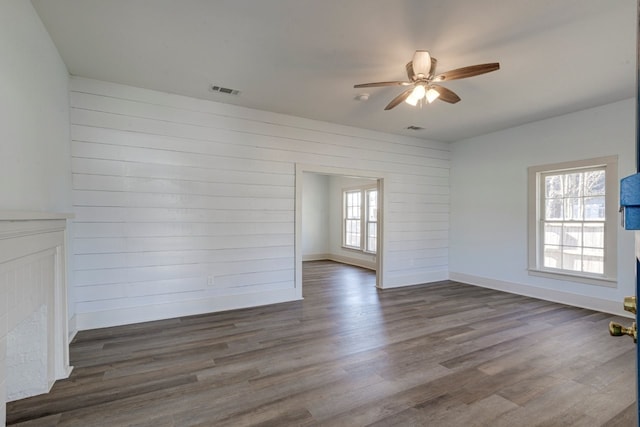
<box><xmin>405</xmin><ymin>84</ymin><xmax>426</xmax><ymax>106</ymax></box>
<box><xmin>353</xmin><ymin>51</ymin><xmax>499</xmax><ymax>111</ymax></box>
<box><xmin>426</xmin><ymin>87</ymin><xmax>440</xmax><ymax>103</ymax></box>
<box><xmin>412</xmin><ymin>50</ymin><xmax>431</xmax><ymax>78</ymax></box>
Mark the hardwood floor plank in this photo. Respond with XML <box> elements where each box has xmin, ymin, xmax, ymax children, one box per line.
<box><xmin>7</xmin><ymin>374</ymin><xmax>198</xmax><ymax>424</ymax></box>
<box><xmin>6</xmin><ymin>260</ymin><xmax>636</xmax><ymax>426</ymax></box>
<box><xmin>603</xmin><ymin>402</ymin><xmax>638</xmax><ymax>427</ymax></box>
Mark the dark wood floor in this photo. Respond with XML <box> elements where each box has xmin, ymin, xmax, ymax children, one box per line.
<box><xmin>7</xmin><ymin>260</ymin><xmax>637</xmax><ymax>426</ymax></box>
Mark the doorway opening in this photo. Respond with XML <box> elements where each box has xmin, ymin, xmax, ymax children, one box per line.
<box><xmin>295</xmin><ymin>164</ymin><xmax>386</xmax><ymax>299</ymax></box>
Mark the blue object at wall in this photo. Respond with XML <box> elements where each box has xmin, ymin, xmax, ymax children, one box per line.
<box><xmin>620</xmin><ymin>173</ymin><xmax>640</xmax><ymax>230</ymax></box>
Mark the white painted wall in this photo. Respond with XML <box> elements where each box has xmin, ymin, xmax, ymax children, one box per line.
<box><xmin>301</xmin><ymin>173</ymin><xmax>329</xmax><ymax>259</ymax></box>
<box><xmin>0</xmin><ymin>1</ymin><xmax>71</xmax><ymax>213</ymax></box>
<box><xmin>0</xmin><ymin>2</ymin><xmax>72</xmax><ymax>423</ymax></box>
<box><xmin>69</xmin><ymin>77</ymin><xmax>451</xmax><ymax>329</ymax></box>
<box><xmin>450</xmin><ymin>99</ymin><xmax>635</xmax><ymax>316</ymax></box>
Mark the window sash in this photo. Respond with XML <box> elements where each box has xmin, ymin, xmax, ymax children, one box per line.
<box><xmin>344</xmin><ymin>190</ymin><xmax>362</xmax><ymax>249</ymax></box>
<box><xmin>365</xmin><ymin>189</ymin><xmax>378</xmax><ymax>253</ymax></box>
<box><xmin>540</xmin><ymin>219</ymin><xmax>605</xmax><ymax>275</ymax></box>
<box><xmin>527</xmin><ymin>156</ymin><xmax>617</xmax><ymax>287</ymax></box>
<box><xmin>539</xmin><ymin>166</ymin><xmax>606</xmax><ymax>277</ymax></box>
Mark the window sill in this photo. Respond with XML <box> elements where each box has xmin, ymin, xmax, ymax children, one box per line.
<box><xmin>528</xmin><ymin>268</ymin><xmax>617</xmax><ymax>288</ymax></box>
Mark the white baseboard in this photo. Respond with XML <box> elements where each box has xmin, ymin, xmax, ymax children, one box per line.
<box><xmin>382</xmin><ymin>270</ymin><xmax>449</xmax><ymax>289</ymax></box>
<box><xmin>54</xmin><ymin>365</ymin><xmax>74</xmax><ymax>383</ymax></box>
<box><xmin>75</xmin><ymin>288</ymin><xmax>301</xmax><ymax>330</ymax></box>
<box><xmin>326</xmin><ymin>253</ymin><xmax>376</xmax><ymax>271</ymax></box>
<box><xmin>302</xmin><ymin>253</ymin><xmax>331</xmax><ymax>261</ymax></box>
<box><xmin>449</xmin><ymin>272</ymin><xmax>632</xmax><ymax>318</ymax></box>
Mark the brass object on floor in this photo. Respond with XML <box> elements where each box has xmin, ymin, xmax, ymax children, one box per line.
<box><xmin>608</xmin><ymin>295</ymin><xmax>637</xmax><ymax>342</ymax></box>
<box><xmin>609</xmin><ymin>321</ymin><xmax>637</xmax><ymax>342</ymax></box>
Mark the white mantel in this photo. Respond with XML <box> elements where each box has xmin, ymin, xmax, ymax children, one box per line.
<box><xmin>0</xmin><ymin>211</ymin><xmax>73</xmax><ymax>426</ymax></box>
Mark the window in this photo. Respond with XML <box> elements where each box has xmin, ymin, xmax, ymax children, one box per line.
<box><xmin>343</xmin><ymin>186</ymin><xmax>378</xmax><ymax>253</ymax></box>
<box><xmin>528</xmin><ymin>156</ymin><xmax>617</xmax><ymax>286</ymax></box>
<box><xmin>344</xmin><ymin>190</ymin><xmax>362</xmax><ymax>249</ymax></box>
<box><xmin>366</xmin><ymin>189</ymin><xmax>378</xmax><ymax>252</ymax></box>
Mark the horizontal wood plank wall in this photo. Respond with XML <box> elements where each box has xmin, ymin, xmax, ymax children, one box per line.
<box><xmin>69</xmin><ymin>77</ymin><xmax>451</xmax><ymax>329</ymax></box>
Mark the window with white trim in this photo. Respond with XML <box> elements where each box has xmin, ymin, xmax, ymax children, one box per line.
<box><xmin>343</xmin><ymin>186</ymin><xmax>378</xmax><ymax>253</ymax></box>
<box><xmin>344</xmin><ymin>190</ymin><xmax>362</xmax><ymax>249</ymax></box>
<box><xmin>528</xmin><ymin>156</ymin><xmax>617</xmax><ymax>286</ymax></box>
<box><xmin>366</xmin><ymin>189</ymin><xmax>378</xmax><ymax>252</ymax></box>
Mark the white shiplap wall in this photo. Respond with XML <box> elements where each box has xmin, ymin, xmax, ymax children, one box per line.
<box><xmin>70</xmin><ymin>77</ymin><xmax>450</xmax><ymax>330</ymax></box>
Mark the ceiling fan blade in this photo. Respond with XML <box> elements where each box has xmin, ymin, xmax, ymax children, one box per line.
<box><xmin>354</xmin><ymin>81</ymin><xmax>412</xmax><ymax>88</ymax></box>
<box><xmin>431</xmin><ymin>85</ymin><xmax>461</xmax><ymax>104</ymax></box>
<box><xmin>384</xmin><ymin>87</ymin><xmax>415</xmax><ymax>110</ymax></box>
<box><xmin>434</xmin><ymin>62</ymin><xmax>500</xmax><ymax>82</ymax></box>
<box><xmin>412</xmin><ymin>50</ymin><xmax>432</xmax><ymax>77</ymax></box>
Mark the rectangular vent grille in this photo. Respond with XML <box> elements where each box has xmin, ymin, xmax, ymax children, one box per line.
<box><xmin>406</xmin><ymin>125</ymin><xmax>424</xmax><ymax>131</ymax></box>
<box><xmin>210</xmin><ymin>85</ymin><xmax>240</xmax><ymax>95</ymax></box>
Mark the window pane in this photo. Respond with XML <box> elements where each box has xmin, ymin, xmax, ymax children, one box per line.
<box><xmin>584</xmin><ymin>196</ymin><xmax>605</xmax><ymax>220</ymax></box>
<box><xmin>584</xmin><ymin>170</ymin><xmax>605</xmax><ymax>196</ymax></box>
<box><xmin>583</xmin><ymin>248</ymin><xmax>604</xmax><ymax>274</ymax></box>
<box><xmin>562</xmin><ymin>246</ymin><xmax>582</xmax><ymax>272</ymax></box>
<box><xmin>367</xmin><ymin>237</ymin><xmax>376</xmax><ymax>252</ymax></box>
<box><xmin>368</xmin><ymin>190</ymin><xmax>377</xmax><ymax>222</ymax></box>
<box><xmin>345</xmin><ymin>191</ymin><xmax>361</xmax><ymax>220</ymax></box>
<box><xmin>544</xmin><ymin>223</ymin><xmax>562</xmax><ymax>245</ymax></box>
<box><xmin>367</xmin><ymin>223</ymin><xmax>377</xmax><ymax>252</ymax></box>
<box><xmin>543</xmin><ymin>245</ymin><xmax>561</xmax><ymax>269</ymax></box>
<box><xmin>562</xmin><ymin>223</ymin><xmax>582</xmax><ymax>247</ymax></box>
<box><xmin>583</xmin><ymin>223</ymin><xmax>604</xmax><ymax>248</ymax></box>
<box><xmin>349</xmin><ymin>192</ymin><xmax>359</xmax><ymax>206</ymax></box>
<box><xmin>564</xmin><ymin>198</ymin><xmax>583</xmax><ymax>220</ymax></box>
<box><xmin>545</xmin><ymin>199</ymin><xmax>563</xmax><ymax>220</ymax></box>
<box><xmin>369</xmin><ymin>207</ymin><xmax>377</xmax><ymax>222</ymax></box>
<box><xmin>545</xmin><ymin>175</ymin><xmax>563</xmax><ymax>198</ymax></box>
<box><xmin>345</xmin><ymin>218</ymin><xmax>361</xmax><ymax>248</ymax></box>
<box><xmin>564</xmin><ymin>173</ymin><xmax>583</xmax><ymax>197</ymax></box>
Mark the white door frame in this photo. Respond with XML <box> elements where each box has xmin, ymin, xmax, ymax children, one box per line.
<box><xmin>295</xmin><ymin>163</ymin><xmax>387</xmax><ymax>299</ymax></box>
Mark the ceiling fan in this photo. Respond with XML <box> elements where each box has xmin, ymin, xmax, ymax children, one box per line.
<box><xmin>354</xmin><ymin>50</ymin><xmax>500</xmax><ymax>110</ymax></box>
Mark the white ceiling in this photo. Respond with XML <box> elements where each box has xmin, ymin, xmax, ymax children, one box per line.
<box><xmin>31</xmin><ymin>0</ymin><xmax>636</xmax><ymax>142</ymax></box>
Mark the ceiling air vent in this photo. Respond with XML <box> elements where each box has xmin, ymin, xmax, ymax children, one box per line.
<box><xmin>406</xmin><ymin>125</ymin><xmax>424</xmax><ymax>131</ymax></box>
<box><xmin>209</xmin><ymin>85</ymin><xmax>240</xmax><ymax>96</ymax></box>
